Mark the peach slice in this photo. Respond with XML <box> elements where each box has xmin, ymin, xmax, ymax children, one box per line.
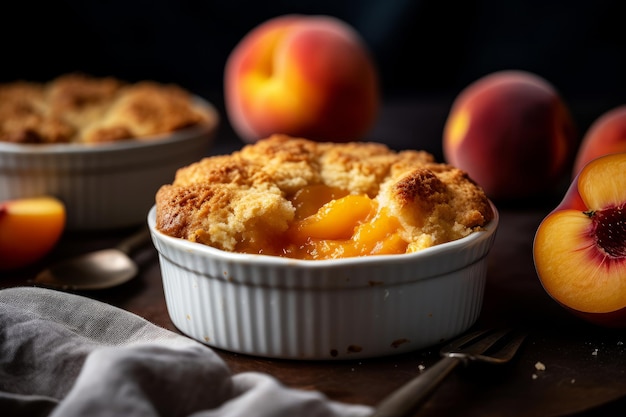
<box><xmin>533</xmin><ymin>152</ymin><xmax>626</xmax><ymax>327</ymax></box>
<box><xmin>291</xmin><ymin>184</ymin><xmax>349</xmax><ymax>220</ymax></box>
<box><xmin>0</xmin><ymin>196</ymin><xmax>66</xmax><ymax>271</ymax></box>
<box><xmin>291</xmin><ymin>194</ymin><xmax>373</xmax><ymax>240</ymax></box>
<box><xmin>286</xmin><ymin>192</ymin><xmax>408</xmax><ymax>260</ymax></box>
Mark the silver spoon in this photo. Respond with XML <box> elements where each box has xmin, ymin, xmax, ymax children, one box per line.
<box><xmin>33</xmin><ymin>227</ymin><xmax>152</xmax><ymax>290</ymax></box>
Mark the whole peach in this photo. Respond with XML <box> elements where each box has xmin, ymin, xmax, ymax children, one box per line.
<box><xmin>224</xmin><ymin>14</ymin><xmax>379</xmax><ymax>143</ymax></box>
<box><xmin>443</xmin><ymin>70</ymin><xmax>577</xmax><ymax>200</ymax></box>
<box><xmin>572</xmin><ymin>105</ymin><xmax>626</xmax><ymax>177</ymax></box>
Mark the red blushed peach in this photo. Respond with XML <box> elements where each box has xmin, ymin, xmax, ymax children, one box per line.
<box><xmin>572</xmin><ymin>105</ymin><xmax>626</xmax><ymax>177</ymax></box>
<box><xmin>224</xmin><ymin>14</ymin><xmax>379</xmax><ymax>143</ymax></box>
<box><xmin>0</xmin><ymin>196</ymin><xmax>66</xmax><ymax>271</ymax></box>
<box><xmin>533</xmin><ymin>152</ymin><xmax>626</xmax><ymax>327</ymax></box>
<box><xmin>443</xmin><ymin>70</ymin><xmax>577</xmax><ymax>200</ymax></box>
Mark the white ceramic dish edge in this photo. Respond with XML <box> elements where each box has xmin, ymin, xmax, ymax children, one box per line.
<box><xmin>148</xmin><ymin>203</ymin><xmax>499</xmax><ymax>360</ymax></box>
<box><xmin>0</xmin><ymin>97</ymin><xmax>219</xmax><ymax>230</ymax></box>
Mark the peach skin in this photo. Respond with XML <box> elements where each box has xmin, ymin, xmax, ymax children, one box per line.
<box><xmin>0</xmin><ymin>196</ymin><xmax>66</xmax><ymax>271</ymax></box>
<box><xmin>572</xmin><ymin>105</ymin><xmax>626</xmax><ymax>177</ymax></box>
<box><xmin>533</xmin><ymin>152</ymin><xmax>626</xmax><ymax>327</ymax></box>
<box><xmin>224</xmin><ymin>14</ymin><xmax>379</xmax><ymax>143</ymax></box>
<box><xmin>443</xmin><ymin>70</ymin><xmax>577</xmax><ymax>200</ymax></box>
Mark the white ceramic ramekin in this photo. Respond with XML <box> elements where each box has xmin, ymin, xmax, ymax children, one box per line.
<box><xmin>148</xmin><ymin>203</ymin><xmax>498</xmax><ymax>360</ymax></box>
<box><xmin>0</xmin><ymin>98</ymin><xmax>218</xmax><ymax>230</ymax></box>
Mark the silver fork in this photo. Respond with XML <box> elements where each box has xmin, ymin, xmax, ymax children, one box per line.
<box><xmin>371</xmin><ymin>328</ymin><xmax>528</xmax><ymax>417</ymax></box>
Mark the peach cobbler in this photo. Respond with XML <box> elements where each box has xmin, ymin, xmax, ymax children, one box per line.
<box><xmin>155</xmin><ymin>134</ymin><xmax>494</xmax><ymax>260</ymax></box>
<box><xmin>0</xmin><ymin>73</ymin><xmax>211</xmax><ymax>144</ymax></box>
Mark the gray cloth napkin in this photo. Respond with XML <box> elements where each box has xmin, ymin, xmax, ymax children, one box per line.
<box><xmin>0</xmin><ymin>287</ymin><xmax>373</xmax><ymax>417</ymax></box>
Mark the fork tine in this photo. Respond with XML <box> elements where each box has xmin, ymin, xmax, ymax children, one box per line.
<box><xmin>443</xmin><ymin>328</ymin><xmax>508</xmax><ymax>354</ymax></box>
<box><xmin>442</xmin><ymin>328</ymin><xmax>527</xmax><ymax>364</ymax></box>
<box><xmin>462</xmin><ymin>328</ymin><xmax>511</xmax><ymax>354</ymax></box>
<box><xmin>442</xmin><ymin>328</ymin><xmax>492</xmax><ymax>350</ymax></box>
<box><xmin>475</xmin><ymin>330</ymin><xmax>528</xmax><ymax>364</ymax></box>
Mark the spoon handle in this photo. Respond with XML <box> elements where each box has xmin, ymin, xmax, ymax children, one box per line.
<box><xmin>115</xmin><ymin>227</ymin><xmax>152</xmax><ymax>255</ymax></box>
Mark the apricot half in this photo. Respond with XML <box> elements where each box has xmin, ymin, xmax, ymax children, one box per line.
<box><xmin>533</xmin><ymin>152</ymin><xmax>626</xmax><ymax>327</ymax></box>
<box><xmin>0</xmin><ymin>196</ymin><xmax>66</xmax><ymax>271</ymax></box>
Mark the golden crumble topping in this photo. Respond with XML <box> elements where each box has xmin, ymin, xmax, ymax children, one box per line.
<box><xmin>156</xmin><ymin>134</ymin><xmax>494</xmax><ymax>259</ymax></box>
<box><xmin>0</xmin><ymin>73</ymin><xmax>212</xmax><ymax>144</ymax></box>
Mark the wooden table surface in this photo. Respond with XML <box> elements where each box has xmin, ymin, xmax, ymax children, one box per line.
<box><xmin>2</xmin><ymin>99</ymin><xmax>626</xmax><ymax>416</ymax></box>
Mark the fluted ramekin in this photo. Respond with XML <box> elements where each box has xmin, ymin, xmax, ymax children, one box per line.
<box><xmin>0</xmin><ymin>98</ymin><xmax>218</xmax><ymax>230</ymax></box>
<box><xmin>148</xmin><ymin>203</ymin><xmax>498</xmax><ymax>360</ymax></box>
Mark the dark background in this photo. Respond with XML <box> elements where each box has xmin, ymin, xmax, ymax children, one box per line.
<box><xmin>2</xmin><ymin>0</ymin><xmax>626</xmax><ymax>153</ymax></box>
<box><xmin>3</xmin><ymin>4</ymin><xmax>626</xmax><ymax>414</ymax></box>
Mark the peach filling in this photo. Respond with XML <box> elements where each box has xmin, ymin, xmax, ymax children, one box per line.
<box><xmin>242</xmin><ymin>184</ymin><xmax>409</xmax><ymax>260</ymax></box>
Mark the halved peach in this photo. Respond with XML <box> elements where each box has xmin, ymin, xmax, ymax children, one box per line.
<box><xmin>533</xmin><ymin>152</ymin><xmax>626</xmax><ymax>327</ymax></box>
<box><xmin>0</xmin><ymin>196</ymin><xmax>66</xmax><ymax>271</ymax></box>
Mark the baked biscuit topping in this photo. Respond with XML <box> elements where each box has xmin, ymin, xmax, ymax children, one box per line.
<box><xmin>156</xmin><ymin>134</ymin><xmax>494</xmax><ymax>259</ymax></box>
<box><xmin>0</xmin><ymin>73</ymin><xmax>212</xmax><ymax>144</ymax></box>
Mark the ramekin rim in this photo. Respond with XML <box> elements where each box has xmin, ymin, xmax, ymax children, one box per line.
<box><xmin>147</xmin><ymin>201</ymin><xmax>499</xmax><ymax>268</ymax></box>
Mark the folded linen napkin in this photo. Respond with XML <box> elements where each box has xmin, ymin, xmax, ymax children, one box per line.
<box><xmin>0</xmin><ymin>287</ymin><xmax>373</xmax><ymax>417</ymax></box>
